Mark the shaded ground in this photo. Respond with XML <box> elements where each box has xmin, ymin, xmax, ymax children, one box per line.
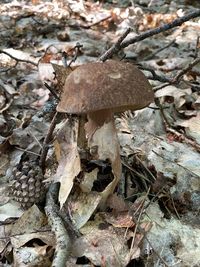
<box><xmin>0</xmin><ymin>1</ymin><xmax>200</xmax><ymax>266</ymax></box>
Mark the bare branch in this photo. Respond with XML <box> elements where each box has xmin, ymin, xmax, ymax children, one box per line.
<box><xmin>39</xmin><ymin>112</ymin><xmax>59</xmax><ymax>172</ymax></box>
<box><xmin>99</xmin><ymin>28</ymin><xmax>131</xmax><ymax>62</ymax></box>
<box><xmin>172</xmin><ymin>57</ymin><xmax>200</xmax><ymax>83</ymax></box>
<box><xmin>0</xmin><ymin>50</ymin><xmax>38</xmax><ymax>67</ymax></box>
<box><xmin>99</xmin><ymin>10</ymin><xmax>200</xmax><ymax>61</ymax></box>
<box><xmin>144</xmin><ymin>39</ymin><xmax>176</xmax><ymax>61</ymax></box>
<box><xmin>121</xmin><ymin>10</ymin><xmax>200</xmax><ymax>48</ymax></box>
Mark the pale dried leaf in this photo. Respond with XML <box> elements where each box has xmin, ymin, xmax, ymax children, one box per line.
<box><xmin>87</xmin><ymin>120</ymin><xmax>121</xmax><ymax>205</ymax></box>
<box><xmin>11</xmin><ymin>205</ymin><xmax>47</xmax><ymax>236</ymax></box>
<box><xmin>11</xmin><ymin>232</ymin><xmax>55</xmax><ymax>249</ymax></box>
<box><xmin>0</xmin><ymin>201</ymin><xmax>23</xmax><ymax>221</ymax></box>
<box><xmin>54</xmin><ymin>119</ymin><xmax>81</xmax><ymax>207</ymax></box>
<box><xmin>38</xmin><ymin>62</ymin><xmax>55</xmax><ymax>85</ymax></box>
<box><xmin>68</xmin><ymin>191</ymin><xmax>102</xmax><ymax>229</ymax></box>
<box><xmin>176</xmin><ymin>112</ymin><xmax>200</xmax><ymax>144</ymax></box>
<box><xmin>79</xmin><ymin>168</ymin><xmax>98</xmax><ymax>192</ymax></box>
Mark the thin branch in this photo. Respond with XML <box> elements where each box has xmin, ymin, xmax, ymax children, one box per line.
<box><xmin>99</xmin><ymin>28</ymin><xmax>131</xmax><ymax>62</ymax></box>
<box><xmin>44</xmin><ymin>82</ymin><xmax>60</xmax><ymax>101</ymax></box>
<box><xmin>40</xmin><ymin>112</ymin><xmax>59</xmax><ymax>172</ymax></box>
<box><xmin>121</xmin><ymin>10</ymin><xmax>200</xmax><ymax>48</ymax></box>
<box><xmin>81</xmin><ymin>14</ymin><xmax>112</xmax><ymax>29</ymax></box>
<box><xmin>0</xmin><ymin>50</ymin><xmax>38</xmax><ymax>67</ymax></box>
<box><xmin>130</xmin><ymin>189</ymin><xmax>170</xmax><ymax>267</ymax></box>
<box><xmin>152</xmin><ymin>150</ymin><xmax>200</xmax><ymax>178</ymax></box>
<box><xmin>138</xmin><ymin>65</ymin><xmax>171</xmax><ymax>83</ymax></box>
<box><xmin>144</xmin><ymin>39</ymin><xmax>176</xmax><ymax>61</ymax></box>
<box><xmin>99</xmin><ymin>10</ymin><xmax>200</xmax><ymax>61</ymax></box>
<box><xmin>68</xmin><ymin>42</ymin><xmax>83</xmax><ymax>67</ymax></box>
<box><xmin>172</xmin><ymin>57</ymin><xmax>200</xmax><ymax>83</ymax></box>
<box><xmin>140</xmin><ymin>56</ymin><xmax>200</xmax><ymax>87</ymax></box>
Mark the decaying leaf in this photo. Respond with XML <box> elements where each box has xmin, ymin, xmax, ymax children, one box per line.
<box><xmin>176</xmin><ymin>112</ymin><xmax>200</xmax><ymax>144</ymax></box>
<box><xmin>13</xmin><ymin>245</ymin><xmax>53</xmax><ymax>267</ymax></box>
<box><xmin>102</xmin><ymin>211</ymin><xmax>135</xmax><ymax>228</ymax></box>
<box><xmin>54</xmin><ymin>119</ymin><xmax>81</xmax><ymax>207</ymax></box>
<box><xmin>72</xmin><ymin>215</ymin><xmax>150</xmax><ymax>267</ymax></box>
<box><xmin>67</xmin><ymin>191</ymin><xmax>102</xmax><ymax>229</ymax></box>
<box><xmin>11</xmin><ymin>205</ymin><xmax>47</xmax><ymax>236</ymax></box>
<box><xmin>79</xmin><ymin>168</ymin><xmax>98</xmax><ymax>192</ymax></box>
<box><xmin>52</xmin><ymin>63</ymin><xmax>74</xmax><ymax>92</ymax></box>
<box><xmin>73</xmin><ymin>216</ymin><xmax>131</xmax><ymax>267</ymax></box>
<box><xmin>86</xmin><ymin>120</ymin><xmax>121</xmax><ymax>206</ymax></box>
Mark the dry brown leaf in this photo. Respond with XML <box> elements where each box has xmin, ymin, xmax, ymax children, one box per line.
<box><xmin>107</xmin><ymin>193</ymin><xmax>128</xmax><ymax>212</ymax></box>
<box><xmin>54</xmin><ymin>119</ymin><xmax>81</xmax><ymax>207</ymax></box>
<box><xmin>102</xmin><ymin>211</ymin><xmax>135</xmax><ymax>228</ymax></box>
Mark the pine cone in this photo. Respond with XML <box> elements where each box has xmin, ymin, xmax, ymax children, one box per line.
<box><xmin>9</xmin><ymin>161</ymin><xmax>46</xmax><ymax>209</ymax></box>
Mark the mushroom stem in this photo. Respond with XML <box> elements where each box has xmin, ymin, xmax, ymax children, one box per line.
<box><xmin>85</xmin><ymin>109</ymin><xmax>113</xmax><ymax>141</ymax></box>
<box><xmin>85</xmin><ymin>110</ymin><xmax>122</xmax><ymax>202</ymax></box>
<box><xmin>77</xmin><ymin>114</ymin><xmax>87</xmax><ymax>150</ymax></box>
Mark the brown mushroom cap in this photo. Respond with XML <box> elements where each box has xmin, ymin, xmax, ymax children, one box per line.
<box><xmin>57</xmin><ymin>60</ymin><xmax>154</xmax><ymax>114</ymax></box>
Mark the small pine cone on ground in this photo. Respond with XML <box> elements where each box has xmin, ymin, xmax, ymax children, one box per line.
<box><xmin>9</xmin><ymin>161</ymin><xmax>46</xmax><ymax>209</ymax></box>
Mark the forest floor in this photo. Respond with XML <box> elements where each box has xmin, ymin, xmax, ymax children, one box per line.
<box><xmin>0</xmin><ymin>0</ymin><xmax>200</xmax><ymax>266</ymax></box>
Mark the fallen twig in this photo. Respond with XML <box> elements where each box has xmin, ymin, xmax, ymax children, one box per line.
<box><xmin>81</xmin><ymin>14</ymin><xmax>112</xmax><ymax>29</ymax></box>
<box><xmin>144</xmin><ymin>39</ymin><xmax>176</xmax><ymax>61</ymax></box>
<box><xmin>0</xmin><ymin>50</ymin><xmax>38</xmax><ymax>67</ymax></box>
<box><xmin>138</xmin><ymin>65</ymin><xmax>171</xmax><ymax>83</ymax></box>
<box><xmin>44</xmin><ymin>82</ymin><xmax>60</xmax><ymax>101</ymax></box>
<box><xmin>152</xmin><ymin>150</ymin><xmax>200</xmax><ymax>178</ymax></box>
<box><xmin>121</xmin><ymin>10</ymin><xmax>200</xmax><ymax>48</ymax></box>
<box><xmin>99</xmin><ymin>28</ymin><xmax>131</xmax><ymax>61</ymax></box>
<box><xmin>172</xmin><ymin>57</ymin><xmax>200</xmax><ymax>83</ymax></box>
<box><xmin>40</xmin><ymin>111</ymin><xmax>59</xmax><ymax>172</ymax></box>
<box><xmin>45</xmin><ymin>183</ymin><xmax>71</xmax><ymax>267</ymax></box>
<box><xmin>141</xmin><ymin>55</ymin><xmax>200</xmax><ymax>89</ymax></box>
<box><xmin>100</xmin><ymin>10</ymin><xmax>200</xmax><ymax>61</ymax></box>
<box><xmin>130</xmin><ymin>189</ymin><xmax>170</xmax><ymax>267</ymax></box>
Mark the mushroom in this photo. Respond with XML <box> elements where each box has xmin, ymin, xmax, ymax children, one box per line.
<box><xmin>57</xmin><ymin>60</ymin><xmax>154</xmax><ymax>200</ymax></box>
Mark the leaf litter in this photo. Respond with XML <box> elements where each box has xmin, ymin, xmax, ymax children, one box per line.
<box><xmin>0</xmin><ymin>0</ymin><xmax>200</xmax><ymax>266</ymax></box>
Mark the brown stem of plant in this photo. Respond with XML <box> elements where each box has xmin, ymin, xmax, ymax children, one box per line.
<box><xmin>40</xmin><ymin>112</ymin><xmax>59</xmax><ymax>172</ymax></box>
